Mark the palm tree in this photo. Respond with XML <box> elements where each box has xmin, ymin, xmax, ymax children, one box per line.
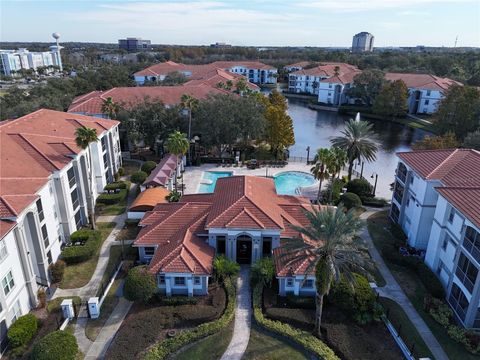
<box><xmin>180</xmin><ymin>94</ymin><xmax>199</xmax><ymax>165</ymax></box>
<box><xmin>326</xmin><ymin>147</ymin><xmax>347</xmax><ymax>203</ymax></box>
<box><xmin>310</xmin><ymin>148</ymin><xmax>331</xmax><ymax>203</ymax></box>
<box><xmin>75</xmin><ymin>127</ymin><xmax>99</xmax><ymax>230</ymax></box>
<box><xmin>101</xmin><ymin>97</ymin><xmax>120</xmax><ymax>119</ymax></box>
<box><xmin>282</xmin><ymin>206</ymin><xmax>366</xmax><ymax>337</ymax></box>
<box><xmin>164</xmin><ymin>131</ymin><xmax>189</xmax><ymax>191</ymax></box>
<box><xmin>330</xmin><ymin>119</ymin><xmax>378</xmax><ymax>181</ymax></box>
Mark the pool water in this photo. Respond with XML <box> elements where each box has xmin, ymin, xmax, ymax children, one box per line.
<box><xmin>198</xmin><ymin>171</ymin><xmax>233</xmax><ymax>193</ymax></box>
<box><xmin>274</xmin><ymin>171</ymin><xmax>317</xmax><ymax>195</ymax></box>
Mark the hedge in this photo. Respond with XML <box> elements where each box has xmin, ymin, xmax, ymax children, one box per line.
<box><xmin>7</xmin><ymin>314</ymin><xmax>38</xmax><ymax>348</ymax></box>
<box><xmin>346</xmin><ymin>179</ymin><xmax>373</xmax><ymax>199</ymax></box>
<box><xmin>104</xmin><ymin>181</ymin><xmax>128</xmax><ymax>191</ymax></box>
<box><xmin>144</xmin><ymin>277</ymin><xmax>236</xmax><ymax>360</ymax></box>
<box><xmin>157</xmin><ymin>296</ymin><xmax>198</xmax><ymax>306</ymax></box>
<box><xmin>97</xmin><ymin>189</ymin><xmax>128</xmax><ymax>205</ymax></box>
<box><xmin>124</xmin><ymin>266</ymin><xmax>157</xmax><ymax>303</ymax></box>
<box><xmin>339</xmin><ymin>192</ymin><xmax>362</xmax><ymax>210</ymax></box>
<box><xmin>31</xmin><ymin>330</ymin><xmax>78</xmax><ymax>360</ymax></box>
<box><xmin>131</xmin><ymin>171</ymin><xmax>148</xmax><ymax>184</ymax></box>
<box><xmin>49</xmin><ymin>260</ymin><xmax>66</xmax><ymax>283</ymax></box>
<box><xmin>141</xmin><ymin>161</ymin><xmax>157</xmax><ymax>174</ymax></box>
<box><xmin>360</xmin><ymin>197</ymin><xmax>388</xmax><ymax>208</ymax></box>
<box><xmin>61</xmin><ymin>230</ymin><xmax>101</xmax><ymax>264</ymax></box>
<box><xmin>253</xmin><ymin>285</ymin><xmax>339</xmax><ymax>360</ymax></box>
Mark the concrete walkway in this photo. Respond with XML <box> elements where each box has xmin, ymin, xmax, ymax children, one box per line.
<box><xmin>360</xmin><ymin>210</ymin><xmax>448</xmax><ymax>360</ymax></box>
<box><xmin>220</xmin><ymin>266</ymin><xmax>251</xmax><ymax>360</ymax></box>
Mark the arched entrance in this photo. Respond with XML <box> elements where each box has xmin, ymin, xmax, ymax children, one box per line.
<box><xmin>236</xmin><ymin>235</ymin><xmax>252</xmax><ymax>264</ymax></box>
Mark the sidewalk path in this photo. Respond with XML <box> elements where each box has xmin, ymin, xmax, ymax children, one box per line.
<box><xmin>220</xmin><ymin>266</ymin><xmax>251</xmax><ymax>360</ymax></box>
<box><xmin>360</xmin><ymin>210</ymin><xmax>448</xmax><ymax>360</ymax></box>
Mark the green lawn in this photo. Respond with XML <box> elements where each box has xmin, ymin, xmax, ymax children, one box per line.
<box><xmin>96</xmin><ymin>244</ymin><xmax>137</xmax><ymax>295</ymax></box>
<box><xmin>59</xmin><ymin>222</ymin><xmax>116</xmax><ymax>289</ymax></box>
<box><xmin>175</xmin><ymin>322</ymin><xmax>234</xmax><ymax>360</ymax></box>
<box><xmin>85</xmin><ymin>279</ymin><xmax>121</xmax><ymax>341</ymax></box>
<box><xmin>243</xmin><ymin>325</ymin><xmax>309</xmax><ymax>360</ymax></box>
<box><xmin>379</xmin><ymin>297</ymin><xmax>433</xmax><ymax>359</ymax></box>
<box><xmin>368</xmin><ymin>212</ymin><xmax>477</xmax><ymax>360</ymax></box>
<box><xmin>97</xmin><ymin>204</ymin><xmax>127</xmax><ymax>216</ymax></box>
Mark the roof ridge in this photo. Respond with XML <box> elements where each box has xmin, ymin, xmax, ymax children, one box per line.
<box><xmin>137</xmin><ymin>203</ymin><xmax>188</xmax><ymax>241</ymax></box>
<box><xmin>226</xmin><ymin>207</ymin><xmax>265</xmax><ymax>228</ymax></box>
<box><xmin>427</xmin><ymin>149</ymin><xmax>462</xmax><ymax>179</ymax></box>
<box><xmin>0</xmin><ymin>196</ymin><xmax>18</xmax><ymax>216</ymax></box>
<box><xmin>13</xmin><ymin>133</ymin><xmax>60</xmax><ymax>171</ymax></box>
<box><xmin>0</xmin><ymin>108</ymin><xmax>46</xmax><ymax>128</ymax></box>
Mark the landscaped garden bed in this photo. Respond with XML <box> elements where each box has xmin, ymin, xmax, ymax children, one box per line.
<box><xmin>59</xmin><ymin>222</ymin><xmax>116</xmax><ymax>289</ymax></box>
<box><xmin>368</xmin><ymin>211</ymin><xmax>480</xmax><ymax>360</ymax></box>
<box><xmin>95</xmin><ymin>181</ymin><xmax>131</xmax><ymax>216</ymax></box>
<box><xmin>105</xmin><ymin>283</ymin><xmax>228</xmax><ymax>360</ymax></box>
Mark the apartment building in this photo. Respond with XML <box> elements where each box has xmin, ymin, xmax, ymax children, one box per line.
<box><xmin>133</xmin><ymin>60</ymin><xmax>277</xmax><ymax>85</ymax></box>
<box><xmin>118</xmin><ymin>37</ymin><xmax>151</xmax><ymax>52</ymax></box>
<box><xmin>352</xmin><ymin>32</ymin><xmax>374</xmax><ymax>53</ymax></box>
<box><xmin>0</xmin><ymin>109</ymin><xmax>121</xmax><ymax>350</ymax></box>
<box><xmin>0</xmin><ymin>47</ymin><xmax>62</xmax><ymax>76</ymax></box>
<box><xmin>390</xmin><ymin>149</ymin><xmax>480</xmax><ymax>328</ymax></box>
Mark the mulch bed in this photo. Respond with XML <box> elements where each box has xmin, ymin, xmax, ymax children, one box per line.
<box><xmin>104</xmin><ymin>284</ymin><xmax>226</xmax><ymax>360</ymax></box>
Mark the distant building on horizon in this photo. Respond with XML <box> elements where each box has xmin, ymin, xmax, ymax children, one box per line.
<box><xmin>0</xmin><ymin>48</ymin><xmax>62</xmax><ymax>76</ymax></box>
<box><xmin>210</xmin><ymin>42</ymin><xmax>232</xmax><ymax>48</ymax></box>
<box><xmin>118</xmin><ymin>37</ymin><xmax>151</xmax><ymax>52</ymax></box>
<box><xmin>352</xmin><ymin>32</ymin><xmax>374</xmax><ymax>53</ymax></box>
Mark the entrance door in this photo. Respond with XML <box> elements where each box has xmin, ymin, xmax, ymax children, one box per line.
<box><xmin>236</xmin><ymin>235</ymin><xmax>252</xmax><ymax>264</ymax></box>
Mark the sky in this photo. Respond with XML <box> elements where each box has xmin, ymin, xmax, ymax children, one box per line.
<box><xmin>1</xmin><ymin>0</ymin><xmax>479</xmax><ymax>47</ymax></box>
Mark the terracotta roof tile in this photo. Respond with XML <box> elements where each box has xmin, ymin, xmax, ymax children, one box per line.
<box><xmin>385</xmin><ymin>73</ymin><xmax>462</xmax><ymax>91</ymax></box>
<box><xmin>129</xmin><ymin>187</ymin><xmax>170</xmax><ymax>212</ymax></box>
<box><xmin>436</xmin><ymin>187</ymin><xmax>480</xmax><ymax>228</ymax></box>
<box><xmin>143</xmin><ymin>154</ymin><xmax>179</xmax><ymax>187</ymax></box>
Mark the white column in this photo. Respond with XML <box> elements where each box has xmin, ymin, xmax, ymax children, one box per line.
<box><xmin>165</xmin><ymin>277</ymin><xmax>172</xmax><ymax>296</ymax></box>
<box><xmin>294</xmin><ymin>280</ymin><xmax>300</xmax><ymax>296</ymax></box>
<box><xmin>187</xmin><ymin>277</ymin><xmax>193</xmax><ymax>297</ymax></box>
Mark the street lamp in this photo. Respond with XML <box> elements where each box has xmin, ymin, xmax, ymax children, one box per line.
<box><xmin>371</xmin><ymin>172</ymin><xmax>378</xmax><ymax>197</ymax></box>
<box><xmin>306</xmin><ymin>146</ymin><xmax>311</xmax><ymax>164</ymax></box>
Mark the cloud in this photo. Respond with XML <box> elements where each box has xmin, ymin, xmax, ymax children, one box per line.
<box><xmin>300</xmin><ymin>0</ymin><xmax>476</xmax><ymax>12</ymax></box>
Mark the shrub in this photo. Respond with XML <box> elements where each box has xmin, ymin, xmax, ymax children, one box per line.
<box><xmin>7</xmin><ymin>314</ymin><xmax>38</xmax><ymax>348</ymax></box>
<box><xmin>141</xmin><ymin>161</ymin><xmax>157</xmax><ymax>174</ymax></box>
<box><xmin>104</xmin><ymin>181</ymin><xmax>128</xmax><ymax>191</ymax></box>
<box><xmin>117</xmin><ymin>167</ymin><xmax>125</xmax><ymax>176</ymax></box>
<box><xmin>37</xmin><ymin>288</ymin><xmax>46</xmax><ymax>308</ymax></box>
<box><xmin>97</xmin><ymin>189</ymin><xmax>128</xmax><ymax>205</ymax></box>
<box><xmin>251</xmin><ymin>258</ymin><xmax>275</xmax><ymax>287</ymax></box>
<box><xmin>429</xmin><ymin>299</ymin><xmax>453</xmax><ymax>327</ymax></box>
<box><xmin>144</xmin><ymin>278</ymin><xmax>236</xmax><ymax>360</ymax></box>
<box><xmin>165</xmin><ymin>190</ymin><xmax>181</xmax><ymax>203</ymax></box>
<box><xmin>323</xmin><ymin>178</ymin><xmax>345</xmax><ymax>204</ymax></box>
<box><xmin>253</xmin><ymin>284</ymin><xmax>339</xmax><ymax>360</ymax></box>
<box><xmin>346</xmin><ymin>178</ymin><xmax>373</xmax><ymax>198</ymax></box>
<box><xmin>448</xmin><ymin>325</ymin><xmax>467</xmax><ymax>343</ymax></box>
<box><xmin>360</xmin><ymin>197</ymin><xmax>388</xmax><ymax>208</ymax></box>
<box><xmin>124</xmin><ymin>218</ymin><xmax>140</xmax><ymax>227</ymax></box>
<box><xmin>31</xmin><ymin>330</ymin><xmax>78</xmax><ymax>360</ymax></box>
<box><xmin>339</xmin><ymin>192</ymin><xmax>362</xmax><ymax>210</ymax></box>
<box><xmin>329</xmin><ymin>273</ymin><xmax>376</xmax><ymax>323</ymax></box>
<box><xmin>213</xmin><ymin>256</ymin><xmax>240</xmax><ymax>281</ymax></box>
<box><xmin>124</xmin><ymin>266</ymin><xmax>157</xmax><ymax>303</ymax></box>
<box><xmin>49</xmin><ymin>260</ymin><xmax>66</xmax><ymax>283</ymax></box>
<box><xmin>158</xmin><ymin>296</ymin><xmax>198</xmax><ymax>306</ymax></box>
<box><xmin>131</xmin><ymin>170</ymin><xmax>148</xmax><ymax>184</ymax></box>
<box><xmin>61</xmin><ymin>230</ymin><xmax>101</xmax><ymax>264</ymax></box>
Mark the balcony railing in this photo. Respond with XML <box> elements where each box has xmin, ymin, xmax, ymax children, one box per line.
<box><xmin>448</xmin><ymin>293</ymin><xmax>467</xmax><ymax>321</ymax></box>
<box><xmin>455</xmin><ymin>266</ymin><xmax>476</xmax><ymax>294</ymax></box>
<box><xmin>463</xmin><ymin>237</ymin><xmax>480</xmax><ymax>264</ymax></box>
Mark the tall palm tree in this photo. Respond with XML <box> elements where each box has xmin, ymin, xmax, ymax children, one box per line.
<box><xmin>164</xmin><ymin>131</ymin><xmax>189</xmax><ymax>191</ymax></box>
<box><xmin>75</xmin><ymin>127</ymin><xmax>99</xmax><ymax>230</ymax></box>
<box><xmin>326</xmin><ymin>147</ymin><xmax>347</xmax><ymax>203</ymax></box>
<box><xmin>180</xmin><ymin>94</ymin><xmax>199</xmax><ymax>165</ymax></box>
<box><xmin>101</xmin><ymin>97</ymin><xmax>120</xmax><ymax>119</ymax></box>
<box><xmin>282</xmin><ymin>206</ymin><xmax>366</xmax><ymax>337</ymax></box>
<box><xmin>310</xmin><ymin>148</ymin><xmax>331</xmax><ymax>203</ymax></box>
<box><xmin>330</xmin><ymin>119</ymin><xmax>378</xmax><ymax>181</ymax></box>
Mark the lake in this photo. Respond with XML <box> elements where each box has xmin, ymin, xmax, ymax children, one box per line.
<box><xmin>285</xmin><ymin>98</ymin><xmax>430</xmax><ymax>199</ymax></box>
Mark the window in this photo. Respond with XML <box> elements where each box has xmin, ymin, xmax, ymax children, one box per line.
<box><xmin>144</xmin><ymin>247</ymin><xmax>155</xmax><ymax>256</ymax></box>
<box><xmin>449</xmin><ymin>283</ymin><xmax>469</xmax><ymax>321</ymax></box>
<box><xmin>437</xmin><ymin>261</ymin><xmax>445</xmax><ymax>275</ymax></box>
<box><xmin>262</xmin><ymin>237</ymin><xmax>272</xmax><ymax>256</ymax></box>
<box><xmin>103</xmin><ymin>153</ymin><xmax>108</xmax><ymax>169</ymax></box>
<box><xmin>456</xmin><ymin>253</ymin><xmax>478</xmax><ymax>293</ymax></box>
<box><xmin>174</xmin><ymin>277</ymin><xmax>185</xmax><ymax>286</ymax></box>
<box><xmin>36</xmin><ymin>199</ymin><xmax>44</xmax><ymax>222</ymax></box>
<box><xmin>391</xmin><ymin>204</ymin><xmax>400</xmax><ymax>223</ymax></box>
<box><xmin>101</xmin><ymin>136</ymin><xmax>107</xmax><ymax>152</ymax></box>
<box><xmin>463</xmin><ymin>226</ymin><xmax>480</xmax><ymax>263</ymax></box>
<box><xmin>286</xmin><ymin>278</ymin><xmax>294</xmax><ymax>287</ymax></box>
<box><xmin>74</xmin><ymin>210</ymin><xmax>82</xmax><ymax>228</ymax></box>
<box><xmin>41</xmin><ymin>224</ymin><xmax>49</xmax><ymax>248</ymax></box>
<box><xmin>302</xmin><ymin>279</ymin><xmax>314</xmax><ymax>288</ymax></box>
<box><xmin>448</xmin><ymin>207</ymin><xmax>456</xmax><ymax>223</ymax></box>
<box><xmin>70</xmin><ymin>189</ymin><xmax>79</xmax><ymax>210</ymax></box>
<box><xmin>216</xmin><ymin>236</ymin><xmax>226</xmax><ymax>255</ymax></box>
<box><xmin>2</xmin><ymin>271</ymin><xmax>14</xmax><ymax>296</ymax></box>
<box><xmin>410</xmin><ymin>175</ymin><xmax>414</xmax><ymax>185</ymax></box>
<box><xmin>10</xmin><ymin>300</ymin><xmax>22</xmax><ymax>323</ymax></box>
<box><xmin>159</xmin><ymin>275</ymin><xmax>165</xmax><ymax>285</ymax></box>
<box><xmin>442</xmin><ymin>234</ymin><xmax>450</xmax><ymax>251</ymax></box>
<box><xmin>397</xmin><ymin>163</ymin><xmax>408</xmax><ymax>183</ymax></box>
<box><xmin>406</xmin><ymin>197</ymin><xmax>410</xmax><ymax>207</ymax></box>
<box><xmin>426</xmin><ymin>90</ymin><xmax>431</xmax><ymax>96</ymax></box>
<box><xmin>67</xmin><ymin>167</ymin><xmax>76</xmax><ymax>188</ymax></box>
<box><xmin>425</xmin><ymin>100</ymin><xmax>429</xmax><ymax>105</ymax></box>
<box><xmin>393</xmin><ymin>182</ymin><xmax>405</xmax><ymax>204</ymax></box>
<box><xmin>0</xmin><ymin>240</ymin><xmax>7</xmax><ymax>262</ymax></box>
<box><xmin>474</xmin><ymin>308</ymin><xmax>480</xmax><ymax>328</ymax></box>
<box><xmin>194</xmin><ymin>276</ymin><xmax>201</xmax><ymax>285</ymax></box>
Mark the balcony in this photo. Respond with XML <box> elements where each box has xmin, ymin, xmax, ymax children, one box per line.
<box><xmin>396</xmin><ymin>163</ymin><xmax>408</xmax><ymax>184</ymax></box>
<box><xmin>393</xmin><ymin>182</ymin><xmax>405</xmax><ymax>204</ymax></box>
<box><xmin>463</xmin><ymin>227</ymin><xmax>480</xmax><ymax>264</ymax></box>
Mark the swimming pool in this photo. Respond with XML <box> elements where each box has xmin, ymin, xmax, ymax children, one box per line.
<box><xmin>274</xmin><ymin>171</ymin><xmax>317</xmax><ymax>195</ymax></box>
<box><xmin>198</xmin><ymin>171</ymin><xmax>233</xmax><ymax>193</ymax></box>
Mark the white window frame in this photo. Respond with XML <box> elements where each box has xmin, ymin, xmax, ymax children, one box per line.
<box><xmin>2</xmin><ymin>271</ymin><xmax>15</xmax><ymax>296</ymax></box>
<box><xmin>286</xmin><ymin>278</ymin><xmax>294</xmax><ymax>287</ymax></box>
<box><xmin>174</xmin><ymin>277</ymin><xmax>185</xmax><ymax>286</ymax></box>
<box><xmin>10</xmin><ymin>300</ymin><xmax>22</xmax><ymax>323</ymax></box>
<box><xmin>302</xmin><ymin>279</ymin><xmax>314</xmax><ymax>288</ymax></box>
<box><xmin>158</xmin><ymin>274</ymin><xmax>165</xmax><ymax>285</ymax></box>
<box><xmin>144</xmin><ymin>247</ymin><xmax>155</xmax><ymax>256</ymax></box>
<box><xmin>194</xmin><ymin>276</ymin><xmax>201</xmax><ymax>285</ymax></box>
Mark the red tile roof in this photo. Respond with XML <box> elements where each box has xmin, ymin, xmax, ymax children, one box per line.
<box><xmin>133</xmin><ymin>175</ymin><xmax>319</xmax><ymax>276</ymax></box>
<box><xmin>0</xmin><ymin>109</ymin><xmax>119</xmax><ymax>238</ymax></box>
<box><xmin>285</xmin><ymin>61</ymin><xmax>312</xmax><ymax>69</ymax></box>
<box><xmin>129</xmin><ymin>187</ymin><xmax>170</xmax><ymax>212</ymax></box>
<box><xmin>385</xmin><ymin>73</ymin><xmax>461</xmax><ymax>91</ymax></box>
<box><xmin>184</xmin><ymin>68</ymin><xmax>259</xmax><ymax>91</ymax></box>
<box><xmin>397</xmin><ymin>149</ymin><xmax>480</xmax><ymax>187</ymax></box>
<box><xmin>68</xmin><ymin>84</ymin><xmax>229</xmax><ymax>115</ymax></box>
<box><xmin>143</xmin><ymin>154</ymin><xmax>179</xmax><ymax>188</ymax></box>
<box><xmin>436</xmin><ymin>187</ymin><xmax>480</xmax><ymax>228</ymax></box>
<box><xmin>291</xmin><ymin>63</ymin><xmax>360</xmax><ymax>78</ymax></box>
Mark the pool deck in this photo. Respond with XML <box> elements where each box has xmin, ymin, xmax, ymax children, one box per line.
<box><xmin>182</xmin><ymin>163</ymin><xmax>318</xmax><ymax>197</ymax></box>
